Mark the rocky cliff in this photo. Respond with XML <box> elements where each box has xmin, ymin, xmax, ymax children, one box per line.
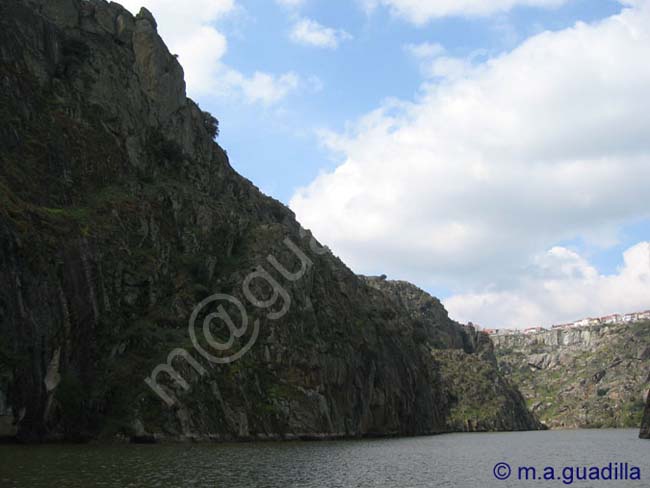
<box><xmin>363</xmin><ymin>277</ymin><xmax>542</xmax><ymax>432</ymax></box>
<box><xmin>492</xmin><ymin>321</ymin><xmax>650</xmax><ymax>429</ymax></box>
<box><xmin>641</xmin><ymin>395</ymin><xmax>650</xmax><ymax>439</ymax></box>
<box><xmin>0</xmin><ymin>0</ymin><xmax>539</xmax><ymax>442</ymax></box>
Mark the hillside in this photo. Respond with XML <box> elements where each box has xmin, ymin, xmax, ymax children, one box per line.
<box><xmin>0</xmin><ymin>0</ymin><xmax>539</xmax><ymax>442</ymax></box>
<box><xmin>493</xmin><ymin>321</ymin><xmax>650</xmax><ymax>429</ymax></box>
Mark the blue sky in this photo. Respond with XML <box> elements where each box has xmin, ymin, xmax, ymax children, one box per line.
<box><xmin>121</xmin><ymin>0</ymin><xmax>650</xmax><ymax>328</ymax></box>
<box><xmin>211</xmin><ymin>0</ymin><xmax>623</xmax><ymax>202</ymax></box>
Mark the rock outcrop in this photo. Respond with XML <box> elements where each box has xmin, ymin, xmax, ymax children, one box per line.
<box><xmin>363</xmin><ymin>277</ymin><xmax>543</xmax><ymax>432</ymax></box>
<box><xmin>640</xmin><ymin>394</ymin><xmax>650</xmax><ymax>439</ymax></box>
<box><xmin>0</xmin><ymin>0</ymin><xmax>540</xmax><ymax>442</ymax></box>
<box><xmin>492</xmin><ymin>322</ymin><xmax>650</xmax><ymax>429</ymax></box>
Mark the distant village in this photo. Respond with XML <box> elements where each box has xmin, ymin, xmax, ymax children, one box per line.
<box><xmin>477</xmin><ymin>310</ymin><xmax>650</xmax><ymax>336</ymax></box>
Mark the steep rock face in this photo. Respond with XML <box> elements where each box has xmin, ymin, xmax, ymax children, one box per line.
<box><xmin>362</xmin><ymin>277</ymin><xmax>542</xmax><ymax>432</ymax></box>
<box><xmin>0</xmin><ymin>0</ymin><xmax>539</xmax><ymax>442</ymax></box>
<box><xmin>640</xmin><ymin>395</ymin><xmax>650</xmax><ymax>439</ymax></box>
<box><xmin>0</xmin><ymin>0</ymin><xmax>439</xmax><ymax>442</ymax></box>
<box><xmin>493</xmin><ymin>322</ymin><xmax>650</xmax><ymax>429</ymax></box>
<box><xmin>362</xmin><ymin>277</ymin><xmax>470</xmax><ymax>350</ymax></box>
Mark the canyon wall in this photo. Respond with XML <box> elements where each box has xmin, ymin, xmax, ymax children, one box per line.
<box><xmin>493</xmin><ymin>322</ymin><xmax>650</xmax><ymax>429</ymax></box>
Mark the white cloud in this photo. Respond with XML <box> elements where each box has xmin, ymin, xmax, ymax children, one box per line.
<box><xmin>290</xmin><ymin>18</ymin><xmax>352</xmax><ymax>49</ymax></box>
<box><xmin>403</xmin><ymin>42</ymin><xmax>445</xmax><ymax>59</ymax></box>
<box><xmin>362</xmin><ymin>0</ymin><xmax>570</xmax><ymax>24</ymax></box>
<box><xmin>403</xmin><ymin>43</ymin><xmax>471</xmax><ymax>80</ymax></box>
<box><xmin>444</xmin><ymin>242</ymin><xmax>650</xmax><ymax>328</ymax></box>
<box><xmin>119</xmin><ymin>0</ymin><xmax>301</xmax><ymax>104</ymax></box>
<box><xmin>291</xmin><ymin>3</ymin><xmax>650</xmax><ymax>325</ymax></box>
<box><xmin>225</xmin><ymin>71</ymin><xmax>301</xmax><ymax>105</ymax></box>
<box><xmin>426</xmin><ymin>55</ymin><xmax>475</xmax><ymax>80</ymax></box>
<box><xmin>167</xmin><ymin>26</ymin><xmax>228</xmax><ymax>95</ymax></box>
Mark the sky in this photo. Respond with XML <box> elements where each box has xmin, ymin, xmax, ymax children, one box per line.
<box><xmin>119</xmin><ymin>0</ymin><xmax>650</xmax><ymax>329</ymax></box>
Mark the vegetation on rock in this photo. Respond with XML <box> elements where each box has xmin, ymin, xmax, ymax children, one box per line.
<box><xmin>493</xmin><ymin>321</ymin><xmax>650</xmax><ymax>429</ymax></box>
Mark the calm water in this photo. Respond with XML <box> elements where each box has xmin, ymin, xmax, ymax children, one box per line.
<box><xmin>0</xmin><ymin>429</ymin><xmax>647</xmax><ymax>487</ymax></box>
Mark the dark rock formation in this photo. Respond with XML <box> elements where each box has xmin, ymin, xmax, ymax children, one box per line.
<box><xmin>640</xmin><ymin>393</ymin><xmax>650</xmax><ymax>439</ymax></box>
<box><xmin>0</xmin><ymin>0</ymin><xmax>539</xmax><ymax>442</ymax></box>
<box><xmin>493</xmin><ymin>321</ymin><xmax>650</xmax><ymax>429</ymax></box>
<box><xmin>362</xmin><ymin>277</ymin><xmax>543</xmax><ymax>432</ymax></box>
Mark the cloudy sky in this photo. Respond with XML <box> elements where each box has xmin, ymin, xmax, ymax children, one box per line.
<box><xmin>120</xmin><ymin>0</ymin><xmax>650</xmax><ymax>329</ymax></box>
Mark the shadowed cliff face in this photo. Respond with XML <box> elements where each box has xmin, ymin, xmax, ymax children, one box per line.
<box><xmin>493</xmin><ymin>322</ymin><xmax>650</xmax><ymax>430</ymax></box>
<box><xmin>641</xmin><ymin>395</ymin><xmax>650</xmax><ymax>439</ymax></box>
<box><xmin>0</xmin><ymin>0</ymin><xmax>539</xmax><ymax>442</ymax></box>
<box><xmin>362</xmin><ymin>277</ymin><xmax>543</xmax><ymax>432</ymax></box>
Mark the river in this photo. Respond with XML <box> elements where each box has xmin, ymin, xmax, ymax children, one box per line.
<box><xmin>0</xmin><ymin>429</ymin><xmax>646</xmax><ymax>487</ymax></box>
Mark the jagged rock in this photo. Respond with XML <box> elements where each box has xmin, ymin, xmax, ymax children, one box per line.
<box><xmin>135</xmin><ymin>7</ymin><xmax>157</xmax><ymax>30</ymax></box>
<box><xmin>641</xmin><ymin>391</ymin><xmax>650</xmax><ymax>439</ymax></box>
<box><xmin>132</xmin><ymin>8</ymin><xmax>185</xmax><ymax>121</ymax></box>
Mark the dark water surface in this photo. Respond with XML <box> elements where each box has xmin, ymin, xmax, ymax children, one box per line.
<box><xmin>0</xmin><ymin>429</ymin><xmax>647</xmax><ymax>487</ymax></box>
